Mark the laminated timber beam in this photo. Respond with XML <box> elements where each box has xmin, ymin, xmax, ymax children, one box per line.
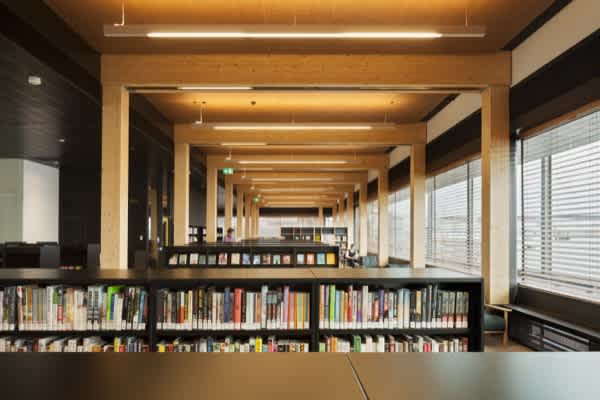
<box><xmin>101</xmin><ymin>53</ymin><xmax>511</xmax><ymax>88</ymax></box>
<box><xmin>206</xmin><ymin>154</ymin><xmax>387</xmax><ymax>170</ymax></box>
<box><xmin>175</xmin><ymin>124</ymin><xmax>426</xmax><ymax>146</ymax></box>
<box><xmin>227</xmin><ymin>171</ymin><xmax>368</xmax><ymax>185</ymax></box>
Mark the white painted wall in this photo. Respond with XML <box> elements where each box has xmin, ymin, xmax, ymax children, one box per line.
<box><xmin>22</xmin><ymin>160</ymin><xmax>59</xmax><ymax>242</ymax></box>
<box><xmin>0</xmin><ymin>159</ymin><xmax>24</xmax><ymax>242</ymax></box>
<box><xmin>0</xmin><ymin>159</ymin><xmax>59</xmax><ymax>243</ymax></box>
<box><xmin>388</xmin><ymin>0</ymin><xmax>600</xmax><ymax>168</ymax></box>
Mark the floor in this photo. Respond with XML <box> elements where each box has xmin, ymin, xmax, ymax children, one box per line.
<box><xmin>484</xmin><ymin>335</ymin><xmax>533</xmax><ymax>352</ymax></box>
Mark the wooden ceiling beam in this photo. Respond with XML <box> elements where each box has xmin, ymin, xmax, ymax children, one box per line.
<box><xmin>175</xmin><ymin>124</ymin><xmax>426</xmax><ymax>146</ymax></box>
<box><xmin>228</xmin><ymin>171</ymin><xmax>367</xmax><ymax>185</ymax></box>
<box><xmin>102</xmin><ymin>53</ymin><xmax>510</xmax><ymax>87</ymax></box>
<box><xmin>207</xmin><ymin>153</ymin><xmax>388</xmax><ymax>170</ymax></box>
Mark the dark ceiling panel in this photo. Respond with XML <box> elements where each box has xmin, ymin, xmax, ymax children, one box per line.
<box><xmin>0</xmin><ymin>34</ymin><xmax>100</xmax><ymax>167</ymax></box>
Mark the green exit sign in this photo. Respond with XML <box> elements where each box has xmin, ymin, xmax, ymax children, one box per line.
<box><xmin>222</xmin><ymin>168</ymin><xmax>234</xmax><ymax>175</ymax></box>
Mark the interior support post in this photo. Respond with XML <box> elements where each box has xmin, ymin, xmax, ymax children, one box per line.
<box><xmin>359</xmin><ymin>180</ymin><xmax>368</xmax><ymax>257</ymax></box>
<box><xmin>378</xmin><ymin>168</ymin><xmax>389</xmax><ymax>267</ymax></box>
<box><xmin>410</xmin><ymin>143</ymin><xmax>426</xmax><ymax>269</ymax></box>
<box><xmin>206</xmin><ymin>165</ymin><xmax>218</xmax><ymax>242</ymax></box>
<box><xmin>100</xmin><ymin>85</ymin><xmax>129</xmax><ymax>269</ymax></box>
<box><xmin>173</xmin><ymin>142</ymin><xmax>190</xmax><ymax>246</ymax></box>
<box><xmin>481</xmin><ymin>85</ymin><xmax>510</xmax><ymax>304</ymax></box>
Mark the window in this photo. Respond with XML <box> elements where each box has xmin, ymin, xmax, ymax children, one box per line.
<box><xmin>518</xmin><ymin>109</ymin><xmax>600</xmax><ymax>301</ymax></box>
<box><xmin>259</xmin><ymin>216</ymin><xmax>319</xmax><ymax>237</ymax></box>
<box><xmin>388</xmin><ymin>187</ymin><xmax>411</xmax><ymax>260</ymax></box>
<box><xmin>426</xmin><ymin>159</ymin><xmax>481</xmax><ymax>274</ymax></box>
<box><xmin>367</xmin><ymin>199</ymin><xmax>378</xmax><ymax>253</ymax></box>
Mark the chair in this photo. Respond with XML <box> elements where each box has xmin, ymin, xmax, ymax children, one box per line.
<box><xmin>484</xmin><ymin>304</ymin><xmax>512</xmax><ymax>346</ymax></box>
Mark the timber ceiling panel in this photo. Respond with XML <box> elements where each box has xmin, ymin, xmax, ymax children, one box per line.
<box><xmin>45</xmin><ymin>0</ymin><xmax>555</xmax><ymax>54</ymax></box>
<box><xmin>142</xmin><ymin>91</ymin><xmax>447</xmax><ymax>124</ymax></box>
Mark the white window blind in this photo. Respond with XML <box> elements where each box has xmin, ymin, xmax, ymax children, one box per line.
<box><xmin>259</xmin><ymin>216</ymin><xmax>319</xmax><ymax>237</ymax></box>
<box><xmin>519</xmin><ymin>109</ymin><xmax>600</xmax><ymax>301</ymax></box>
<box><xmin>367</xmin><ymin>199</ymin><xmax>379</xmax><ymax>253</ymax></box>
<box><xmin>426</xmin><ymin>159</ymin><xmax>481</xmax><ymax>274</ymax></box>
<box><xmin>388</xmin><ymin>187</ymin><xmax>411</xmax><ymax>260</ymax></box>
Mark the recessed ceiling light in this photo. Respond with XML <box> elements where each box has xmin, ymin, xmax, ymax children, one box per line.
<box><xmin>28</xmin><ymin>76</ymin><xmax>42</xmax><ymax>86</ymax></box>
<box><xmin>58</xmin><ymin>138</ymin><xmax>65</xmax><ymax>143</ymax></box>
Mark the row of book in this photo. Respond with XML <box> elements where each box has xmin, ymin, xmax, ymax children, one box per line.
<box><xmin>0</xmin><ymin>336</ymin><xmax>149</xmax><ymax>352</ymax></box>
<box><xmin>0</xmin><ymin>285</ymin><xmax>148</xmax><ymax>331</ymax></box>
<box><xmin>168</xmin><ymin>252</ymin><xmax>337</xmax><ymax>266</ymax></box>
<box><xmin>157</xmin><ymin>336</ymin><xmax>309</xmax><ymax>352</ymax></box>
<box><xmin>319</xmin><ymin>285</ymin><xmax>469</xmax><ymax>329</ymax></box>
<box><xmin>156</xmin><ymin>286</ymin><xmax>310</xmax><ymax>330</ymax></box>
<box><xmin>319</xmin><ymin>335</ymin><xmax>469</xmax><ymax>353</ymax></box>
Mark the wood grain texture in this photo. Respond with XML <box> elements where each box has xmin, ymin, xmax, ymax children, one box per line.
<box><xmin>173</xmin><ymin>142</ymin><xmax>190</xmax><ymax>245</ymax></box>
<box><xmin>100</xmin><ymin>85</ymin><xmax>129</xmax><ymax>269</ymax></box>
<box><xmin>410</xmin><ymin>143</ymin><xmax>426</xmax><ymax>269</ymax></box>
<box><xmin>481</xmin><ymin>86</ymin><xmax>510</xmax><ymax>304</ymax></box>
<box><xmin>206</xmin><ymin>166</ymin><xmax>218</xmax><ymax>242</ymax></box>
<box><xmin>101</xmin><ymin>53</ymin><xmax>511</xmax><ymax>87</ymax></box>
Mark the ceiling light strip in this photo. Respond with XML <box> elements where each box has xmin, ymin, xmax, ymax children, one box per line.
<box><xmin>213</xmin><ymin>124</ymin><xmax>373</xmax><ymax>131</ymax></box>
<box><xmin>104</xmin><ymin>25</ymin><xmax>486</xmax><ymax>39</ymax></box>
<box><xmin>239</xmin><ymin>160</ymin><xmax>348</xmax><ymax>165</ymax></box>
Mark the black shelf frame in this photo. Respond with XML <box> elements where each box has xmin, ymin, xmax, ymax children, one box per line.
<box><xmin>0</xmin><ymin>268</ymin><xmax>483</xmax><ymax>352</ymax></box>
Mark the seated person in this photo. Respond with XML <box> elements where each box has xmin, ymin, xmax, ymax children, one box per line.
<box><xmin>345</xmin><ymin>244</ymin><xmax>360</xmax><ymax>267</ymax></box>
<box><xmin>224</xmin><ymin>228</ymin><xmax>236</xmax><ymax>242</ymax></box>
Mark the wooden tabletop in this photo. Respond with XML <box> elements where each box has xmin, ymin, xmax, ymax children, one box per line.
<box><xmin>348</xmin><ymin>353</ymin><xmax>600</xmax><ymax>400</ymax></box>
<box><xmin>0</xmin><ymin>353</ymin><xmax>365</xmax><ymax>400</ymax></box>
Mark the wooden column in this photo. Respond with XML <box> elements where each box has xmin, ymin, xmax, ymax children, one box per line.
<box><xmin>332</xmin><ymin>205</ymin><xmax>338</xmax><ymax>226</ymax></box>
<box><xmin>254</xmin><ymin>206</ymin><xmax>260</xmax><ymax>237</ymax></box>
<box><xmin>339</xmin><ymin>197</ymin><xmax>346</xmax><ymax>227</ymax></box>
<box><xmin>318</xmin><ymin>207</ymin><xmax>324</xmax><ymax>226</ymax></box>
<box><xmin>224</xmin><ymin>176</ymin><xmax>233</xmax><ymax>232</ymax></box>
<box><xmin>236</xmin><ymin>187</ymin><xmax>244</xmax><ymax>240</ymax></box>
<box><xmin>481</xmin><ymin>86</ymin><xmax>510</xmax><ymax>304</ymax></box>
<box><xmin>347</xmin><ymin>192</ymin><xmax>354</xmax><ymax>246</ymax></box>
<box><xmin>245</xmin><ymin>194</ymin><xmax>252</xmax><ymax>239</ymax></box>
<box><xmin>359</xmin><ymin>181</ymin><xmax>368</xmax><ymax>257</ymax></box>
<box><xmin>410</xmin><ymin>143</ymin><xmax>426</xmax><ymax>269</ymax></box>
<box><xmin>100</xmin><ymin>85</ymin><xmax>129</xmax><ymax>269</ymax></box>
<box><xmin>378</xmin><ymin>168</ymin><xmax>389</xmax><ymax>267</ymax></box>
<box><xmin>206</xmin><ymin>166</ymin><xmax>218</xmax><ymax>242</ymax></box>
<box><xmin>173</xmin><ymin>142</ymin><xmax>190</xmax><ymax>246</ymax></box>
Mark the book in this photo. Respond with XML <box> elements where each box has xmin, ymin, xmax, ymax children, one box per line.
<box><xmin>252</xmin><ymin>255</ymin><xmax>261</xmax><ymax>265</ymax></box>
<box><xmin>198</xmin><ymin>254</ymin><xmax>207</xmax><ymax>265</ymax></box>
<box><xmin>242</xmin><ymin>254</ymin><xmax>251</xmax><ymax>265</ymax></box>
<box><xmin>156</xmin><ymin>336</ymin><xmax>309</xmax><ymax>353</ymax></box>
<box><xmin>272</xmin><ymin>255</ymin><xmax>281</xmax><ymax>265</ymax></box>
<box><xmin>218</xmin><ymin>253</ymin><xmax>228</xmax><ymax>265</ymax></box>
<box><xmin>230</xmin><ymin>253</ymin><xmax>240</xmax><ymax>265</ymax></box>
<box><xmin>326</xmin><ymin>253</ymin><xmax>336</xmax><ymax>265</ymax></box>
<box><xmin>306</xmin><ymin>253</ymin><xmax>315</xmax><ymax>265</ymax></box>
<box><xmin>156</xmin><ymin>285</ymin><xmax>311</xmax><ymax>331</ymax></box>
<box><xmin>0</xmin><ymin>336</ymin><xmax>149</xmax><ymax>353</ymax></box>
<box><xmin>189</xmin><ymin>253</ymin><xmax>199</xmax><ymax>265</ymax></box>
<box><xmin>316</xmin><ymin>253</ymin><xmax>326</xmax><ymax>265</ymax></box>
<box><xmin>0</xmin><ymin>287</ymin><xmax>17</xmax><ymax>331</ymax></box>
<box><xmin>317</xmin><ymin>284</ymin><xmax>469</xmax><ymax>330</ymax></box>
<box><xmin>207</xmin><ymin>254</ymin><xmax>217</xmax><ymax>265</ymax></box>
<box><xmin>168</xmin><ymin>254</ymin><xmax>178</xmax><ymax>265</ymax></box>
<box><xmin>282</xmin><ymin>255</ymin><xmax>291</xmax><ymax>265</ymax></box>
<box><xmin>7</xmin><ymin>285</ymin><xmax>148</xmax><ymax>332</ymax></box>
<box><xmin>261</xmin><ymin>254</ymin><xmax>271</xmax><ymax>265</ymax></box>
<box><xmin>297</xmin><ymin>254</ymin><xmax>305</xmax><ymax>265</ymax></box>
<box><xmin>319</xmin><ymin>335</ymin><xmax>468</xmax><ymax>353</ymax></box>
<box><xmin>178</xmin><ymin>254</ymin><xmax>188</xmax><ymax>265</ymax></box>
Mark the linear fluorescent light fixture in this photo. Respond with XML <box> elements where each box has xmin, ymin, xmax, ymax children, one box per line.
<box><xmin>213</xmin><ymin>124</ymin><xmax>373</xmax><ymax>131</ymax></box>
<box><xmin>220</xmin><ymin>142</ymin><xmax>268</xmax><ymax>146</ymax></box>
<box><xmin>239</xmin><ymin>160</ymin><xmax>348</xmax><ymax>165</ymax></box>
<box><xmin>178</xmin><ymin>86</ymin><xmax>253</xmax><ymax>90</ymax></box>
<box><xmin>251</xmin><ymin>178</ymin><xmax>334</xmax><ymax>182</ymax></box>
<box><xmin>105</xmin><ymin>25</ymin><xmax>485</xmax><ymax>39</ymax></box>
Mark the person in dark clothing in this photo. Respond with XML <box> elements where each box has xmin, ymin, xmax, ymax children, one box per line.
<box><xmin>345</xmin><ymin>244</ymin><xmax>359</xmax><ymax>267</ymax></box>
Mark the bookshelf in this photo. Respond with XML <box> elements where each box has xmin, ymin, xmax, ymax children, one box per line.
<box><xmin>281</xmin><ymin>227</ymin><xmax>348</xmax><ymax>261</ymax></box>
<box><xmin>188</xmin><ymin>225</ymin><xmax>206</xmax><ymax>244</ymax></box>
<box><xmin>0</xmin><ymin>268</ymin><xmax>483</xmax><ymax>352</ymax></box>
<box><xmin>163</xmin><ymin>241</ymin><xmax>340</xmax><ymax>268</ymax></box>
